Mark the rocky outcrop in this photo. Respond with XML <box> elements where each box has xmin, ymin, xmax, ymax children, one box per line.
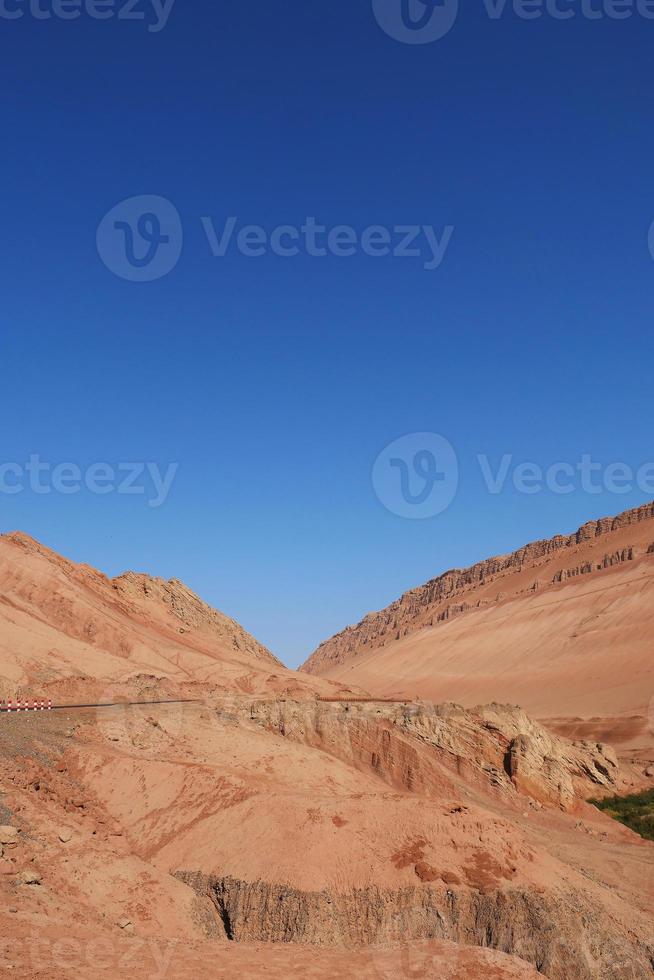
<box><xmin>302</xmin><ymin>502</ymin><xmax>654</xmax><ymax>674</ymax></box>
<box><xmin>234</xmin><ymin>699</ymin><xmax>619</xmax><ymax>812</ymax></box>
<box><xmin>170</xmin><ymin>699</ymin><xmax>649</xmax><ymax>980</ymax></box>
<box><xmin>176</xmin><ymin>871</ymin><xmax>654</xmax><ymax>980</ymax></box>
<box><xmin>113</xmin><ymin>572</ymin><xmax>280</xmax><ymax>665</ymax></box>
<box><xmin>552</xmin><ymin>547</ymin><xmax>635</xmax><ymax>582</ymax></box>
<box><xmin>476</xmin><ymin>704</ymin><xmax>619</xmax><ymax>807</ymax></box>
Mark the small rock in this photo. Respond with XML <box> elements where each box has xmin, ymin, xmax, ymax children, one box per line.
<box><xmin>18</xmin><ymin>870</ymin><xmax>41</xmax><ymax>885</ymax></box>
<box><xmin>117</xmin><ymin>918</ymin><xmax>132</xmax><ymax>930</ymax></box>
<box><xmin>0</xmin><ymin>859</ymin><xmax>15</xmax><ymax>875</ymax></box>
<box><xmin>645</xmin><ymin>766</ymin><xmax>654</xmax><ymax>778</ymax></box>
<box><xmin>0</xmin><ymin>826</ymin><xmax>19</xmax><ymax>845</ymax></box>
<box><xmin>8</xmin><ymin>907</ymin><xmax>17</xmax><ymax>913</ymax></box>
<box><xmin>58</xmin><ymin>830</ymin><xmax>73</xmax><ymax>844</ymax></box>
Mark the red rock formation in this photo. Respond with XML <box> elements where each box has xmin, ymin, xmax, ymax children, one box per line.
<box><xmin>300</xmin><ymin>504</ymin><xmax>654</xmax><ymax>744</ymax></box>
<box><xmin>303</xmin><ymin>502</ymin><xmax>654</xmax><ymax>676</ymax></box>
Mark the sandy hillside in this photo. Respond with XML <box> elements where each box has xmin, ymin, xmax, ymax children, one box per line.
<box><xmin>302</xmin><ymin>503</ymin><xmax>654</xmax><ymax>749</ymax></box>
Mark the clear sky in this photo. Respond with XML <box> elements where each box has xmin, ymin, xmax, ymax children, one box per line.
<box><xmin>1</xmin><ymin>1</ymin><xmax>653</xmax><ymax>667</ymax></box>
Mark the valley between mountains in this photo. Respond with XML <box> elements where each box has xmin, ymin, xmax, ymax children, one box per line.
<box><xmin>0</xmin><ymin>506</ymin><xmax>653</xmax><ymax>979</ymax></box>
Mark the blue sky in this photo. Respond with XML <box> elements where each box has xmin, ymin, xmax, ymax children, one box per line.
<box><xmin>1</xmin><ymin>2</ymin><xmax>653</xmax><ymax>667</ymax></box>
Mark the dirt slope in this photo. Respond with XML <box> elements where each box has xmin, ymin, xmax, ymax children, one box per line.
<box><xmin>2</xmin><ymin>697</ymin><xmax>653</xmax><ymax>980</ymax></box>
<box><xmin>301</xmin><ymin>503</ymin><xmax>654</xmax><ymax>745</ymax></box>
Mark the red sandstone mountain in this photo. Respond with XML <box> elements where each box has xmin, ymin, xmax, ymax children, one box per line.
<box><xmin>0</xmin><ymin>531</ymin><xmax>334</xmax><ymax>704</ymax></box>
<box><xmin>1</xmin><ymin>527</ymin><xmax>653</xmax><ymax>979</ymax></box>
<box><xmin>302</xmin><ymin>502</ymin><xmax>654</xmax><ymax>749</ymax></box>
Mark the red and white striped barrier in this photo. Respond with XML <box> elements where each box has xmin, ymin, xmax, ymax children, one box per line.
<box><xmin>1</xmin><ymin>697</ymin><xmax>54</xmax><ymax>712</ymax></box>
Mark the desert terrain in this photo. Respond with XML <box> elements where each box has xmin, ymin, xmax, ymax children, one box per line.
<box><xmin>303</xmin><ymin>502</ymin><xmax>654</xmax><ymax>753</ymax></box>
<box><xmin>1</xmin><ymin>519</ymin><xmax>653</xmax><ymax>978</ymax></box>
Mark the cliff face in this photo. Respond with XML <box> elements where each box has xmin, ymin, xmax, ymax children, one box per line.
<box><xmin>236</xmin><ymin>698</ymin><xmax>619</xmax><ymax>811</ymax></box>
<box><xmin>302</xmin><ymin>502</ymin><xmax>654</xmax><ymax>676</ymax></box>
<box><xmin>177</xmin><ymin>872</ymin><xmax>652</xmax><ymax>980</ymax></box>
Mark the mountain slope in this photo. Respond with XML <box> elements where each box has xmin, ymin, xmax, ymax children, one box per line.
<box><xmin>301</xmin><ymin>503</ymin><xmax>654</xmax><ymax>739</ymax></box>
<box><xmin>0</xmin><ymin>531</ymin><xmax>325</xmax><ymax>702</ymax></box>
